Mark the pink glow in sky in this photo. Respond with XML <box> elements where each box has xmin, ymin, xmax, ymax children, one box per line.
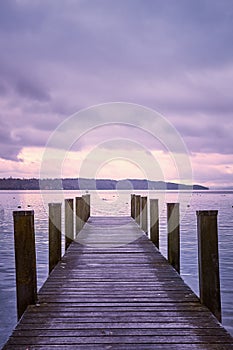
<box><xmin>0</xmin><ymin>1</ymin><xmax>233</xmax><ymax>188</ymax></box>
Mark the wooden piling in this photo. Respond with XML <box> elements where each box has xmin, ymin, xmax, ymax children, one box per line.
<box><xmin>49</xmin><ymin>203</ymin><xmax>62</xmax><ymax>274</ymax></box>
<box><xmin>13</xmin><ymin>210</ymin><xmax>37</xmax><ymax>320</ymax></box>
<box><xmin>167</xmin><ymin>203</ymin><xmax>180</xmax><ymax>273</ymax></box>
<box><xmin>135</xmin><ymin>195</ymin><xmax>141</xmax><ymax>226</ymax></box>
<box><xmin>65</xmin><ymin>199</ymin><xmax>74</xmax><ymax>250</ymax></box>
<box><xmin>131</xmin><ymin>194</ymin><xmax>135</xmax><ymax>219</ymax></box>
<box><xmin>196</xmin><ymin>210</ymin><xmax>221</xmax><ymax>322</ymax></box>
<box><xmin>76</xmin><ymin>197</ymin><xmax>84</xmax><ymax>236</ymax></box>
<box><xmin>83</xmin><ymin>194</ymin><xmax>90</xmax><ymax>221</ymax></box>
<box><xmin>87</xmin><ymin>194</ymin><xmax>91</xmax><ymax>219</ymax></box>
<box><xmin>82</xmin><ymin>195</ymin><xmax>87</xmax><ymax>223</ymax></box>
<box><xmin>141</xmin><ymin>196</ymin><xmax>148</xmax><ymax>234</ymax></box>
<box><xmin>150</xmin><ymin>199</ymin><xmax>159</xmax><ymax>248</ymax></box>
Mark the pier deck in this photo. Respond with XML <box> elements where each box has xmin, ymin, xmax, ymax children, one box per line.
<box><xmin>3</xmin><ymin>216</ymin><xmax>233</xmax><ymax>349</ymax></box>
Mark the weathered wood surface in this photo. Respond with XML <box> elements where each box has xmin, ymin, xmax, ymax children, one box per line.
<box><xmin>3</xmin><ymin>216</ymin><xmax>233</xmax><ymax>350</ymax></box>
<box><xmin>13</xmin><ymin>210</ymin><xmax>37</xmax><ymax>320</ymax></box>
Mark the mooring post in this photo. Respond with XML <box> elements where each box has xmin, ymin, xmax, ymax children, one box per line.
<box><xmin>131</xmin><ymin>194</ymin><xmax>136</xmax><ymax>219</ymax></box>
<box><xmin>13</xmin><ymin>210</ymin><xmax>37</xmax><ymax>320</ymax></box>
<box><xmin>76</xmin><ymin>197</ymin><xmax>84</xmax><ymax>236</ymax></box>
<box><xmin>82</xmin><ymin>195</ymin><xmax>87</xmax><ymax>223</ymax></box>
<box><xmin>141</xmin><ymin>196</ymin><xmax>148</xmax><ymax>234</ymax></box>
<box><xmin>84</xmin><ymin>194</ymin><xmax>91</xmax><ymax>220</ymax></box>
<box><xmin>49</xmin><ymin>203</ymin><xmax>62</xmax><ymax>274</ymax></box>
<box><xmin>150</xmin><ymin>199</ymin><xmax>159</xmax><ymax>248</ymax></box>
<box><xmin>82</xmin><ymin>194</ymin><xmax>90</xmax><ymax>222</ymax></box>
<box><xmin>167</xmin><ymin>203</ymin><xmax>180</xmax><ymax>273</ymax></box>
<box><xmin>65</xmin><ymin>198</ymin><xmax>74</xmax><ymax>250</ymax></box>
<box><xmin>196</xmin><ymin>210</ymin><xmax>221</xmax><ymax>322</ymax></box>
<box><xmin>88</xmin><ymin>194</ymin><xmax>91</xmax><ymax>218</ymax></box>
<box><xmin>139</xmin><ymin>196</ymin><xmax>143</xmax><ymax>228</ymax></box>
<box><xmin>135</xmin><ymin>195</ymin><xmax>141</xmax><ymax>225</ymax></box>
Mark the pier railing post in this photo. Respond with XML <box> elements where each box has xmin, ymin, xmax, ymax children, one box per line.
<box><xmin>135</xmin><ymin>195</ymin><xmax>141</xmax><ymax>226</ymax></box>
<box><xmin>167</xmin><ymin>203</ymin><xmax>180</xmax><ymax>273</ymax></box>
<box><xmin>150</xmin><ymin>199</ymin><xmax>159</xmax><ymax>248</ymax></box>
<box><xmin>13</xmin><ymin>210</ymin><xmax>37</xmax><ymax>320</ymax></box>
<box><xmin>65</xmin><ymin>198</ymin><xmax>74</xmax><ymax>250</ymax></box>
<box><xmin>131</xmin><ymin>194</ymin><xmax>136</xmax><ymax>219</ymax></box>
<box><xmin>49</xmin><ymin>203</ymin><xmax>62</xmax><ymax>274</ymax></box>
<box><xmin>141</xmin><ymin>196</ymin><xmax>148</xmax><ymax>234</ymax></box>
<box><xmin>88</xmin><ymin>194</ymin><xmax>91</xmax><ymax>219</ymax></box>
<box><xmin>76</xmin><ymin>197</ymin><xmax>84</xmax><ymax>236</ymax></box>
<box><xmin>139</xmin><ymin>196</ymin><xmax>143</xmax><ymax>228</ymax></box>
<box><xmin>84</xmin><ymin>194</ymin><xmax>90</xmax><ymax>220</ymax></box>
<box><xmin>82</xmin><ymin>195</ymin><xmax>87</xmax><ymax>223</ymax></box>
<box><xmin>196</xmin><ymin>210</ymin><xmax>221</xmax><ymax>322</ymax></box>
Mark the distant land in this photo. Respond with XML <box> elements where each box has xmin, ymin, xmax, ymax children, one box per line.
<box><xmin>0</xmin><ymin>178</ymin><xmax>208</xmax><ymax>191</ymax></box>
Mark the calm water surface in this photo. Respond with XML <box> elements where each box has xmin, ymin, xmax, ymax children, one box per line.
<box><xmin>0</xmin><ymin>189</ymin><xmax>233</xmax><ymax>347</ymax></box>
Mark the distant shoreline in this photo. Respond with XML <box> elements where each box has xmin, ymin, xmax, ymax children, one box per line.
<box><xmin>0</xmin><ymin>177</ymin><xmax>208</xmax><ymax>191</ymax></box>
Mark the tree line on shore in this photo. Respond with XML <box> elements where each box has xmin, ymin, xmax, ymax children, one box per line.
<box><xmin>0</xmin><ymin>177</ymin><xmax>208</xmax><ymax>190</ymax></box>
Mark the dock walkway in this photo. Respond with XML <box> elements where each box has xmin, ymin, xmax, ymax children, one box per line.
<box><xmin>3</xmin><ymin>216</ymin><xmax>233</xmax><ymax>349</ymax></box>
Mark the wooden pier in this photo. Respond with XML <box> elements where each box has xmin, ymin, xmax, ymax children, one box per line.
<box><xmin>3</xmin><ymin>197</ymin><xmax>233</xmax><ymax>349</ymax></box>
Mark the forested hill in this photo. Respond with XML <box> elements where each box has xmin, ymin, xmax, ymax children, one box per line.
<box><xmin>0</xmin><ymin>178</ymin><xmax>208</xmax><ymax>190</ymax></box>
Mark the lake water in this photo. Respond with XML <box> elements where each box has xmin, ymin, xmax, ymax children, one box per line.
<box><xmin>0</xmin><ymin>189</ymin><xmax>233</xmax><ymax>347</ymax></box>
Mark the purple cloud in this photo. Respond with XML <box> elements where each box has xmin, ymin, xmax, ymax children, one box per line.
<box><xmin>15</xmin><ymin>78</ymin><xmax>50</xmax><ymax>102</ymax></box>
<box><xmin>0</xmin><ymin>0</ymin><xmax>232</xmax><ymax>185</ymax></box>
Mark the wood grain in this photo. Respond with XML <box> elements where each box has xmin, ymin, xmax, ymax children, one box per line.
<box><xmin>3</xmin><ymin>216</ymin><xmax>233</xmax><ymax>350</ymax></box>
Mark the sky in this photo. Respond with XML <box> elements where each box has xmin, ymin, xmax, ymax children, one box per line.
<box><xmin>0</xmin><ymin>0</ymin><xmax>233</xmax><ymax>188</ymax></box>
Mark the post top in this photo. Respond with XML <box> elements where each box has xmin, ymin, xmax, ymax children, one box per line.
<box><xmin>196</xmin><ymin>210</ymin><xmax>218</xmax><ymax>216</ymax></box>
<box><xmin>167</xmin><ymin>202</ymin><xmax>180</xmax><ymax>207</ymax></box>
<box><xmin>48</xmin><ymin>202</ymin><xmax>62</xmax><ymax>207</ymax></box>
<box><xmin>13</xmin><ymin>210</ymin><xmax>34</xmax><ymax>216</ymax></box>
<box><xmin>82</xmin><ymin>194</ymin><xmax>90</xmax><ymax>198</ymax></box>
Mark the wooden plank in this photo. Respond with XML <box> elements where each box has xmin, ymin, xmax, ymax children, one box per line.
<box><xmin>5</xmin><ymin>335</ymin><xmax>233</xmax><ymax>345</ymax></box>
<box><xmin>15</xmin><ymin>322</ymin><xmax>224</xmax><ymax>330</ymax></box>
<box><xmin>11</xmin><ymin>329</ymin><xmax>233</xmax><ymax>338</ymax></box>
<box><xmin>3</xmin><ymin>344</ymin><xmax>233</xmax><ymax>350</ymax></box>
<box><xmin>3</xmin><ymin>216</ymin><xmax>233</xmax><ymax>349</ymax></box>
<box><xmin>3</xmin><ymin>345</ymin><xmax>233</xmax><ymax>350</ymax></box>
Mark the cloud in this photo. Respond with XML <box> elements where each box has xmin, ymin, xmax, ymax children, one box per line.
<box><xmin>0</xmin><ymin>80</ymin><xmax>8</xmax><ymax>95</ymax></box>
<box><xmin>192</xmin><ymin>152</ymin><xmax>233</xmax><ymax>187</ymax></box>
<box><xmin>0</xmin><ymin>0</ymin><xmax>232</xmax><ymax>186</ymax></box>
<box><xmin>15</xmin><ymin>77</ymin><xmax>50</xmax><ymax>102</ymax></box>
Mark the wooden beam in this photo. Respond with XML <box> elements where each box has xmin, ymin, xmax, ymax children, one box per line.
<box><xmin>65</xmin><ymin>199</ymin><xmax>74</xmax><ymax>250</ymax></box>
<box><xmin>167</xmin><ymin>203</ymin><xmax>180</xmax><ymax>273</ymax></box>
<box><xmin>49</xmin><ymin>203</ymin><xmax>62</xmax><ymax>274</ymax></box>
<box><xmin>196</xmin><ymin>210</ymin><xmax>221</xmax><ymax>322</ymax></box>
<box><xmin>135</xmin><ymin>195</ymin><xmax>141</xmax><ymax>226</ymax></box>
<box><xmin>131</xmin><ymin>194</ymin><xmax>136</xmax><ymax>219</ymax></box>
<box><xmin>150</xmin><ymin>199</ymin><xmax>159</xmax><ymax>248</ymax></box>
<box><xmin>76</xmin><ymin>197</ymin><xmax>84</xmax><ymax>236</ymax></box>
<box><xmin>13</xmin><ymin>210</ymin><xmax>37</xmax><ymax>320</ymax></box>
<box><xmin>141</xmin><ymin>196</ymin><xmax>148</xmax><ymax>234</ymax></box>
